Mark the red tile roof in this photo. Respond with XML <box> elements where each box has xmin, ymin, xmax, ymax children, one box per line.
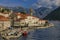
<box><xmin>0</xmin><ymin>15</ymin><xmax>9</xmax><ymax>21</ymax></box>
<box><xmin>0</xmin><ymin>12</ymin><xmax>44</xmax><ymax>21</ymax></box>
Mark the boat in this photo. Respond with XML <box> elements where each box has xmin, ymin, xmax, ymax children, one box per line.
<box><xmin>0</xmin><ymin>11</ymin><xmax>54</xmax><ymax>40</ymax></box>
<box><xmin>0</xmin><ymin>28</ymin><xmax>23</xmax><ymax>40</ymax></box>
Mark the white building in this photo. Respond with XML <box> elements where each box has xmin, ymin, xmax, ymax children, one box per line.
<box><xmin>0</xmin><ymin>15</ymin><xmax>11</xmax><ymax>31</ymax></box>
<box><xmin>0</xmin><ymin>12</ymin><xmax>48</xmax><ymax>31</ymax></box>
<box><xmin>25</xmin><ymin>16</ymin><xmax>39</xmax><ymax>23</ymax></box>
<box><xmin>18</xmin><ymin>14</ymin><xmax>48</xmax><ymax>27</ymax></box>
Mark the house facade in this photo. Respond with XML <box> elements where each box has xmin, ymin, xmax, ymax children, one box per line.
<box><xmin>0</xmin><ymin>15</ymin><xmax>11</xmax><ymax>31</ymax></box>
<box><xmin>0</xmin><ymin>12</ymin><xmax>48</xmax><ymax>31</ymax></box>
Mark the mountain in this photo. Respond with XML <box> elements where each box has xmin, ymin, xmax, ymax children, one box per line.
<box><xmin>43</xmin><ymin>7</ymin><xmax>60</xmax><ymax>20</ymax></box>
<box><xmin>6</xmin><ymin>7</ymin><xmax>55</xmax><ymax>19</ymax></box>
<box><xmin>7</xmin><ymin>7</ymin><xmax>27</xmax><ymax>12</ymax></box>
<box><xmin>33</xmin><ymin>7</ymin><xmax>53</xmax><ymax>19</ymax></box>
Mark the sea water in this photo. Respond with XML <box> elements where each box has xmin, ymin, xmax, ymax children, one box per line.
<box><xmin>19</xmin><ymin>21</ymin><xmax>60</xmax><ymax>40</ymax></box>
<box><xmin>0</xmin><ymin>21</ymin><xmax>60</xmax><ymax>40</ymax></box>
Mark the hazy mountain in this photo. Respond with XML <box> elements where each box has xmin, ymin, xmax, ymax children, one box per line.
<box><xmin>9</xmin><ymin>7</ymin><xmax>25</xmax><ymax>12</ymax></box>
<box><xmin>43</xmin><ymin>7</ymin><xmax>60</xmax><ymax>20</ymax></box>
<box><xmin>5</xmin><ymin>6</ymin><xmax>56</xmax><ymax>19</ymax></box>
<box><xmin>33</xmin><ymin>7</ymin><xmax>53</xmax><ymax>19</ymax></box>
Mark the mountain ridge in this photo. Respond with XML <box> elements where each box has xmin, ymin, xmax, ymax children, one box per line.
<box><xmin>43</xmin><ymin>7</ymin><xmax>60</xmax><ymax>20</ymax></box>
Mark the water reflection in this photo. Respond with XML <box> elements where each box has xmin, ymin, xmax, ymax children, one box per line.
<box><xmin>19</xmin><ymin>21</ymin><xmax>60</xmax><ymax>40</ymax></box>
<box><xmin>0</xmin><ymin>21</ymin><xmax>60</xmax><ymax>40</ymax></box>
<box><xmin>19</xmin><ymin>36</ymin><xmax>28</xmax><ymax>40</ymax></box>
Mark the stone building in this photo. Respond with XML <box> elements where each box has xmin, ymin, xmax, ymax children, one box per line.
<box><xmin>0</xmin><ymin>15</ymin><xmax>11</xmax><ymax>31</ymax></box>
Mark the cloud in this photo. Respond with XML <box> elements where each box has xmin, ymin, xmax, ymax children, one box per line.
<box><xmin>32</xmin><ymin>3</ymin><xmax>42</xmax><ymax>8</ymax></box>
<box><xmin>55</xmin><ymin>0</ymin><xmax>60</xmax><ymax>6</ymax></box>
<box><xmin>32</xmin><ymin>0</ymin><xmax>60</xmax><ymax>9</ymax></box>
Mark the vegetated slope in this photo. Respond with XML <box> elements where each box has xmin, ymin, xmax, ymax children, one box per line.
<box><xmin>43</xmin><ymin>7</ymin><xmax>60</xmax><ymax>20</ymax></box>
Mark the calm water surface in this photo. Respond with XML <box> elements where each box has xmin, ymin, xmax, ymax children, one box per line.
<box><xmin>19</xmin><ymin>21</ymin><xmax>60</xmax><ymax>40</ymax></box>
<box><xmin>0</xmin><ymin>21</ymin><xmax>60</xmax><ymax>40</ymax></box>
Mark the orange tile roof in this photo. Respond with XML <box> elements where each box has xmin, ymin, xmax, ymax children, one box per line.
<box><xmin>16</xmin><ymin>13</ymin><xmax>27</xmax><ymax>19</ymax></box>
<box><xmin>0</xmin><ymin>12</ymin><xmax>44</xmax><ymax>21</ymax></box>
<box><xmin>0</xmin><ymin>15</ymin><xmax>9</xmax><ymax>21</ymax></box>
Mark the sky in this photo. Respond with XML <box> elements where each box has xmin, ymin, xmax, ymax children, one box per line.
<box><xmin>0</xmin><ymin>0</ymin><xmax>37</xmax><ymax>8</ymax></box>
<box><xmin>0</xmin><ymin>0</ymin><xmax>60</xmax><ymax>8</ymax></box>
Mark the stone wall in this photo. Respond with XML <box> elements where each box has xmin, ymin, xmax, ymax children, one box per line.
<box><xmin>0</xmin><ymin>21</ymin><xmax>11</xmax><ymax>30</ymax></box>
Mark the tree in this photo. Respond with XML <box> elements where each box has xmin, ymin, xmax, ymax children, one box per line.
<box><xmin>20</xmin><ymin>11</ymin><xmax>26</xmax><ymax>14</ymax></box>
